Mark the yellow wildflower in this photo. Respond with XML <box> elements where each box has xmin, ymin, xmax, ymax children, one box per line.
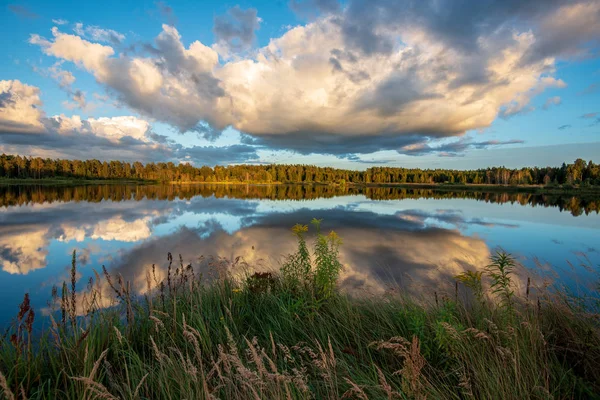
<box><xmin>292</xmin><ymin>224</ymin><xmax>308</xmax><ymax>234</ymax></box>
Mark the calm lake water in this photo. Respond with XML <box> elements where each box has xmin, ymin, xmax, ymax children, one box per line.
<box><xmin>0</xmin><ymin>184</ymin><xmax>599</xmax><ymax>328</ymax></box>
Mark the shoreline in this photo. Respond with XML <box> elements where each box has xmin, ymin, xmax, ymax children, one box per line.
<box><xmin>0</xmin><ymin>178</ymin><xmax>152</xmax><ymax>185</ymax></box>
<box><xmin>2</xmin><ymin>178</ymin><xmax>600</xmax><ymax>194</ymax></box>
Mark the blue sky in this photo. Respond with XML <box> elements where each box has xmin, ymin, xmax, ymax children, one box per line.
<box><xmin>1</xmin><ymin>0</ymin><xmax>599</xmax><ymax>169</ymax></box>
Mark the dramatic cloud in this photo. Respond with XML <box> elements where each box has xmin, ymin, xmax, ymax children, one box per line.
<box><xmin>543</xmin><ymin>96</ymin><xmax>562</xmax><ymax>110</ymax></box>
<box><xmin>0</xmin><ymin>79</ymin><xmax>168</xmax><ymax>160</ymax></box>
<box><xmin>0</xmin><ymin>79</ymin><xmax>262</xmax><ymax>165</ymax></box>
<box><xmin>581</xmin><ymin>112</ymin><xmax>598</xmax><ymax>119</ymax></box>
<box><xmin>522</xmin><ymin>1</ymin><xmax>600</xmax><ymax>63</ymax></box>
<box><xmin>26</xmin><ymin>1</ymin><xmax>600</xmax><ymax>156</ymax></box>
<box><xmin>338</xmin><ymin>0</ymin><xmax>599</xmax><ymax>60</ymax></box>
<box><xmin>558</xmin><ymin>124</ymin><xmax>571</xmax><ymax>130</ymax></box>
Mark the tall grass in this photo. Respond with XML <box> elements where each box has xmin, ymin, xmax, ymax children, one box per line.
<box><xmin>0</xmin><ymin>224</ymin><xmax>599</xmax><ymax>399</ymax></box>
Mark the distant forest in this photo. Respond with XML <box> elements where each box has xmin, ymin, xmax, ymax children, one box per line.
<box><xmin>1</xmin><ymin>154</ymin><xmax>599</xmax><ymax>186</ymax></box>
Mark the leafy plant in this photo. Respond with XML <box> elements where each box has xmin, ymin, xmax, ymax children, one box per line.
<box><xmin>454</xmin><ymin>270</ymin><xmax>484</xmax><ymax>305</ymax></box>
<box><xmin>281</xmin><ymin>220</ymin><xmax>343</xmax><ymax>299</ymax></box>
<box><xmin>485</xmin><ymin>251</ymin><xmax>516</xmax><ymax>312</ymax></box>
<box><xmin>281</xmin><ymin>223</ymin><xmax>312</xmax><ymax>291</ymax></box>
<box><xmin>311</xmin><ymin>218</ymin><xmax>343</xmax><ymax>299</ymax></box>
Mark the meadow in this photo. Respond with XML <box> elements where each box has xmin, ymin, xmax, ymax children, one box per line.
<box><xmin>1</xmin><ymin>220</ymin><xmax>599</xmax><ymax>399</ymax></box>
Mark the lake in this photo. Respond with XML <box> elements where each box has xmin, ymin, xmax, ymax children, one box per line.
<box><xmin>0</xmin><ymin>183</ymin><xmax>599</xmax><ymax>328</ymax></box>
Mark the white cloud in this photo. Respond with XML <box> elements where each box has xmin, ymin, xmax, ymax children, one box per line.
<box><xmin>73</xmin><ymin>22</ymin><xmax>126</xmax><ymax>44</ymax></box>
<box><xmin>0</xmin><ymin>79</ymin><xmax>150</xmax><ymax>142</ymax></box>
<box><xmin>0</xmin><ymin>79</ymin><xmax>168</xmax><ymax>161</ymax></box>
<box><xmin>0</xmin><ymin>80</ymin><xmax>258</xmax><ymax>165</ymax></box>
<box><xmin>21</xmin><ymin>1</ymin><xmax>600</xmax><ymax>157</ymax></box>
<box><xmin>91</xmin><ymin>216</ymin><xmax>152</xmax><ymax>242</ymax></box>
<box><xmin>28</xmin><ymin>12</ymin><xmax>582</xmax><ymax>156</ymax></box>
<box><xmin>0</xmin><ymin>80</ymin><xmax>45</xmax><ymax>133</ymax></box>
<box><xmin>48</xmin><ymin>114</ymin><xmax>152</xmax><ymax>142</ymax></box>
<box><xmin>58</xmin><ymin>216</ymin><xmax>153</xmax><ymax>243</ymax></box>
<box><xmin>0</xmin><ymin>227</ymin><xmax>49</xmax><ymax>275</ymax></box>
<box><xmin>30</xmin><ymin>27</ymin><xmax>115</xmax><ymax>74</ymax></box>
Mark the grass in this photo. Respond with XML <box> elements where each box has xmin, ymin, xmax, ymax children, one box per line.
<box><xmin>1</xmin><ymin>225</ymin><xmax>599</xmax><ymax>399</ymax></box>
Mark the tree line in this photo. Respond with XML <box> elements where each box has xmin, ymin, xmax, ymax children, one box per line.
<box><xmin>1</xmin><ymin>154</ymin><xmax>599</xmax><ymax>186</ymax></box>
<box><xmin>0</xmin><ymin>183</ymin><xmax>597</xmax><ymax>216</ymax></box>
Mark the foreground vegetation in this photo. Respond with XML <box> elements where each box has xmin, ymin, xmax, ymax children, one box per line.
<box><xmin>1</xmin><ymin>221</ymin><xmax>599</xmax><ymax>399</ymax></box>
<box><xmin>2</xmin><ymin>153</ymin><xmax>599</xmax><ymax>186</ymax></box>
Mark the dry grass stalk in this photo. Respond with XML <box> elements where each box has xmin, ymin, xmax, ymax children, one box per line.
<box><xmin>0</xmin><ymin>371</ymin><xmax>15</xmax><ymax>400</ymax></box>
<box><xmin>371</xmin><ymin>336</ymin><xmax>427</xmax><ymax>399</ymax></box>
<box><xmin>71</xmin><ymin>348</ymin><xmax>115</xmax><ymax>400</ymax></box>
<box><xmin>133</xmin><ymin>373</ymin><xmax>149</xmax><ymax>399</ymax></box>
<box><xmin>341</xmin><ymin>378</ymin><xmax>369</xmax><ymax>400</ymax></box>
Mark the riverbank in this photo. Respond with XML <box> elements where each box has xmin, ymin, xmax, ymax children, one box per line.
<box><xmin>4</xmin><ymin>177</ymin><xmax>600</xmax><ymax>195</ymax></box>
<box><xmin>1</xmin><ymin>227</ymin><xmax>599</xmax><ymax>399</ymax></box>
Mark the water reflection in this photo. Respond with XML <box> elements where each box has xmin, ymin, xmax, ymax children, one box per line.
<box><xmin>0</xmin><ymin>184</ymin><xmax>598</xmax><ymax>326</ymax></box>
<box><xmin>1</xmin><ymin>184</ymin><xmax>599</xmax><ymax>216</ymax></box>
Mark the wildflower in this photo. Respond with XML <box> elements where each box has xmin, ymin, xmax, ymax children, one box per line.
<box><xmin>232</xmin><ymin>288</ymin><xmax>242</xmax><ymax>293</ymax></box>
<box><xmin>327</xmin><ymin>230</ymin><xmax>341</xmax><ymax>242</ymax></box>
<box><xmin>292</xmin><ymin>224</ymin><xmax>308</xmax><ymax>234</ymax></box>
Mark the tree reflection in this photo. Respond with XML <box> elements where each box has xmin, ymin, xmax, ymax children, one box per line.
<box><xmin>0</xmin><ymin>184</ymin><xmax>598</xmax><ymax>216</ymax></box>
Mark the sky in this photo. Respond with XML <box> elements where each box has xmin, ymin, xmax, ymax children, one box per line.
<box><xmin>0</xmin><ymin>0</ymin><xmax>599</xmax><ymax>170</ymax></box>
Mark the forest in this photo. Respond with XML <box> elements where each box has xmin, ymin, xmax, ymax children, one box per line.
<box><xmin>1</xmin><ymin>153</ymin><xmax>599</xmax><ymax>186</ymax></box>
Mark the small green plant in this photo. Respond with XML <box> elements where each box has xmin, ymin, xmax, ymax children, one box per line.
<box><xmin>454</xmin><ymin>270</ymin><xmax>484</xmax><ymax>305</ymax></box>
<box><xmin>485</xmin><ymin>251</ymin><xmax>516</xmax><ymax>312</ymax></box>
<box><xmin>281</xmin><ymin>223</ymin><xmax>312</xmax><ymax>290</ymax></box>
<box><xmin>312</xmin><ymin>218</ymin><xmax>343</xmax><ymax>299</ymax></box>
<box><xmin>281</xmin><ymin>219</ymin><xmax>343</xmax><ymax>299</ymax></box>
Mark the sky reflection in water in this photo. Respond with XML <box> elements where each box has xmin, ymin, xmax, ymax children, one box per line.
<box><xmin>0</xmin><ymin>184</ymin><xmax>598</xmax><ymax>327</ymax></box>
